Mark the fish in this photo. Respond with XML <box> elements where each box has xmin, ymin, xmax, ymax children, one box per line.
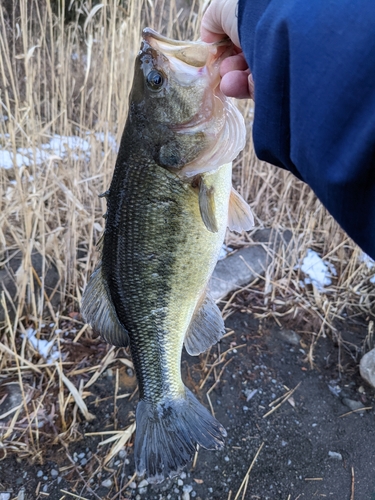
<box><xmin>81</xmin><ymin>27</ymin><xmax>253</xmax><ymax>483</ymax></box>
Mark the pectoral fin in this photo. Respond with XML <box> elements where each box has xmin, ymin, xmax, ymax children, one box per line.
<box><xmin>199</xmin><ymin>178</ymin><xmax>218</xmax><ymax>233</ymax></box>
<box><xmin>81</xmin><ymin>261</ymin><xmax>129</xmax><ymax>347</ymax></box>
<box><xmin>184</xmin><ymin>293</ymin><xmax>225</xmax><ymax>356</ymax></box>
<box><xmin>228</xmin><ymin>187</ymin><xmax>254</xmax><ymax>233</ymax></box>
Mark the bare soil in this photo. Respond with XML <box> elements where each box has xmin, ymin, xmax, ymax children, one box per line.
<box><xmin>1</xmin><ymin>312</ymin><xmax>375</xmax><ymax>500</ymax></box>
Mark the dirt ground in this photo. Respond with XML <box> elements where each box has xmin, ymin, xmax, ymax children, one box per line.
<box><xmin>1</xmin><ymin>311</ymin><xmax>375</xmax><ymax>500</ymax></box>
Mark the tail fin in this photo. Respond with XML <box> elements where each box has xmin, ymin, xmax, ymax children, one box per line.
<box><xmin>134</xmin><ymin>388</ymin><xmax>226</xmax><ymax>484</ymax></box>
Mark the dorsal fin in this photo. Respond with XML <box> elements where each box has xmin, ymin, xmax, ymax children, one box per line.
<box><xmin>228</xmin><ymin>187</ymin><xmax>254</xmax><ymax>233</ymax></box>
<box><xmin>81</xmin><ymin>261</ymin><xmax>129</xmax><ymax>347</ymax></box>
<box><xmin>184</xmin><ymin>292</ymin><xmax>225</xmax><ymax>356</ymax></box>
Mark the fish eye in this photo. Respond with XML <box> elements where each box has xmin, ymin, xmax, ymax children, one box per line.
<box><xmin>146</xmin><ymin>70</ymin><xmax>164</xmax><ymax>91</ymax></box>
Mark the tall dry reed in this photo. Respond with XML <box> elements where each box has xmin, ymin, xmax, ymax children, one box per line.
<box><xmin>0</xmin><ymin>0</ymin><xmax>373</xmax><ymax>477</ymax></box>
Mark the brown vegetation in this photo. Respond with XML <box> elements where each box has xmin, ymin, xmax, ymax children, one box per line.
<box><xmin>0</xmin><ymin>0</ymin><xmax>374</xmax><ymax>496</ymax></box>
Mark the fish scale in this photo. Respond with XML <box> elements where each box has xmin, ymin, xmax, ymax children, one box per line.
<box><xmin>103</xmin><ymin>152</ymin><xmax>211</xmax><ymax>400</ymax></box>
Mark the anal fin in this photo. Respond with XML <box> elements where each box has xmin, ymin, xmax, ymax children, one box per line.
<box><xmin>184</xmin><ymin>293</ymin><xmax>225</xmax><ymax>356</ymax></box>
<box><xmin>81</xmin><ymin>262</ymin><xmax>129</xmax><ymax>347</ymax></box>
<box><xmin>228</xmin><ymin>187</ymin><xmax>254</xmax><ymax>232</ymax></box>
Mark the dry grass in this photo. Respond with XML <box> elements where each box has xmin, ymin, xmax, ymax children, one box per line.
<box><xmin>0</xmin><ymin>0</ymin><xmax>374</xmax><ymax>496</ymax></box>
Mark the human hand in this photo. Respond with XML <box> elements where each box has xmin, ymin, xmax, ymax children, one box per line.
<box><xmin>201</xmin><ymin>0</ymin><xmax>254</xmax><ymax>100</ymax></box>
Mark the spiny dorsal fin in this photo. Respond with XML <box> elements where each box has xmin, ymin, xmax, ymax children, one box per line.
<box><xmin>99</xmin><ymin>190</ymin><xmax>110</xmax><ymax>199</ymax></box>
<box><xmin>81</xmin><ymin>262</ymin><xmax>129</xmax><ymax>347</ymax></box>
<box><xmin>228</xmin><ymin>187</ymin><xmax>254</xmax><ymax>233</ymax></box>
<box><xmin>184</xmin><ymin>293</ymin><xmax>225</xmax><ymax>356</ymax></box>
<box><xmin>198</xmin><ymin>177</ymin><xmax>218</xmax><ymax>233</ymax></box>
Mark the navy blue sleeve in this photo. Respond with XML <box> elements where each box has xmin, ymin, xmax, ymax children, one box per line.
<box><xmin>238</xmin><ymin>0</ymin><xmax>375</xmax><ymax>259</ymax></box>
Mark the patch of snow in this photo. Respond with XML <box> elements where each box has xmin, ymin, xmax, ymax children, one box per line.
<box><xmin>218</xmin><ymin>244</ymin><xmax>233</xmax><ymax>260</ymax></box>
<box><xmin>0</xmin><ymin>131</ymin><xmax>118</xmax><ymax>171</ymax></box>
<box><xmin>300</xmin><ymin>249</ymin><xmax>335</xmax><ymax>291</ymax></box>
<box><xmin>47</xmin><ymin>134</ymin><xmax>90</xmax><ymax>161</ymax></box>
<box><xmin>359</xmin><ymin>252</ymin><xmax>375</xmax><ymax>269</ymax></box>
<box><xmin>23</xmin><ymin>328</ymin><xmax>60</xmax><ymax>363</ymax></box>
<box><xmin>359</xmin><ymin>252</ymin><xmax>375</xmax><ymax>282</ymax></box>
<box><xmin>0</xmin><ymin>150</ymin><xmax>30</xmax><ymax>169</ymax></box>
<box><xmin>94</xmin><ymin>131</ymin><xmax>118</xmax><ymax>152</ymax></box>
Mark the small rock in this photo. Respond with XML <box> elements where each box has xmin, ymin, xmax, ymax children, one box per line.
<box><xmin>180</xmin><ymin>472</ymin><xmax>187</xmax><ymax>480</ymax></box>
<box><xmin>118</xmin><ymin>450</ymin><xmax>126</xmax><ymax>459</ymax></box>
<box><xmin>224</xmin><ymin>456</ymin><xmax>230</xmax><ymax>462</ymax></box>
<box><xmin>244</xmin><ymin>388</ymin><xmax>258</xmax><ymax>402</ymax></box>
<box><xmin>129</xmin><ymin>482</ymin><xmax>137</xmax><ymax>489</ymax></box>
<box><xmin>342</xmin><ymin>398</ymin><xmax>365</xmax><ymax>411</ymax></box>
<box><xmin>328</xmin><ymin>384</ymin><xmax>341</xmax><ymax>397</ymax></box>
<box><xmin>328</xmin><ymin>451</ymin><xmax>343</xmax><ymax>460</ymax></box>
<box><xmin>37</xmin><ymin>470</ymin><xmax>43</xmax><ymax>478</ymax></box>
<box><xmin>276</xmin><ymin>329</ymin><xmax>301</xmax><ymax>346</ymax></box>
<box><xmin>80</xmin><ymin>458</ymin><xmax>87</xmax><ymax>466</ymax></box>
<box><xmin>101</xmin><ymin>478</ymin><xmax>113</xmax><ymax>488</ymax></box>
<box><xmin>0</xmin><ymin>493</ymin><xmax>11</xmax><ymax>500</ymax></box>
<box><xmin>50</xmin><ymin>469</ymin><xmax>58</xmax><ymax>478</ymax></box>
<box><xmin>183</xmin><ymin>485</ymin><xmax>193</xmax><ymax>493</ymax></box>
<box><xmin>78</xmin><ymin>452</ymin><xmax>85</xmax><ymax>459</ymax></box>
<box><xmin>138</xmin><ymin>479</ymin><xmax>148</xmax><ymax>488</ymax></box>
<box><xmin>360</xmin><ymin>348</ymin><xmax>375</xmax><ymax>388</ymax></box>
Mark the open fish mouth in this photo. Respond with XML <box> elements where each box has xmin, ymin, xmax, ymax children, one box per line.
<box><xmin>142</xmin><ymin>27</ymin><xmax>231</xmax><ymax>89</ymax></box>
<box><xmin>142</xmin><ymin>27</ymin><xmax>232</xmax><ymax>68</ymax></box>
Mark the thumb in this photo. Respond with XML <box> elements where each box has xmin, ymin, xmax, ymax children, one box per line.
<box><xmin>201</xmin><ymin>0</ymin><xmax>240</xmax><ymax>47</ymax></box>
<box><xmin>201</xmin><ymin>2</ymin><xmax>226</xmax><ymax>43</ymax></box>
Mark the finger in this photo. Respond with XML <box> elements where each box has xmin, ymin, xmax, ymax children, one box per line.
<box><xmin>201</xmin><ymin>3</ymin><xmax>225</xmax><ymax>43</ymax></box>
<box><xmin>220</xmin><ymin>70</ymin><xmax>252</xmax><ymax>99</ymax></box>
<box><xmin>220</xmin><ymin>53</ymin><xmax>249</xmax><ymax>77</ymax></box>
<box><xmin>200</xmin><ymin>27</ymin><xmax>226</xmax><ymax>44</ymax></box>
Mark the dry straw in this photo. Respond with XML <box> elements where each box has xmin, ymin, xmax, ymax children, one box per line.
<box><xmin>0</xmin><ymin>0</ymin><xmax>374</xmax><ymax>495</ymax></box>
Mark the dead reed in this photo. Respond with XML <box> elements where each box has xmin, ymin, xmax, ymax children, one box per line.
<box><xmin>0</xmin><ymin>0</ymin><xmax>374</xmax><ymax>495</ymax></box>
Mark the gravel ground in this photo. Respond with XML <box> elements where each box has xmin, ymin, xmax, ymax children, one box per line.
<box><xmin>1</xmin><ymin>312</ymin><xmax>375</xmax><ymax>500</ymax></box>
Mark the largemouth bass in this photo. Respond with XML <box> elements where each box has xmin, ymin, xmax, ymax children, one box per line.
<box><xmin>81</xmin><ymin>28</ymin><xmax>253</xmax><ymax>483</ymax></box>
